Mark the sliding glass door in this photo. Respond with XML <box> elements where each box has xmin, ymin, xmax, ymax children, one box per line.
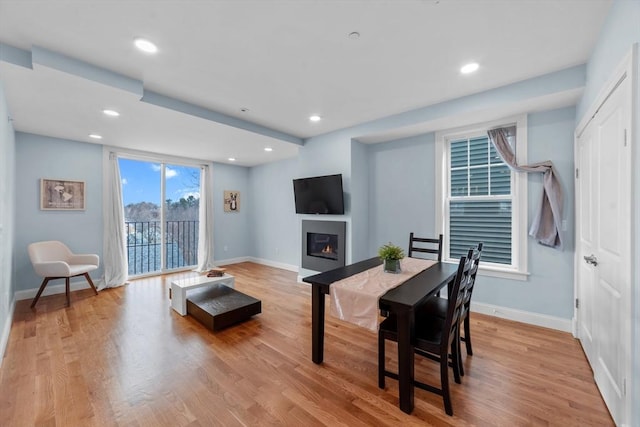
<box><xmin>119</xmin><ymin>158</ymin><xmax>201</xmax><ymax>276</ymax></box>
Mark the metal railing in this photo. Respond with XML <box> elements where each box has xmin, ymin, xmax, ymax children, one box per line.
<box><xmin>125</xmin><ymin>220</ymin><xmax>199</xmax><ymax>275</ymax></box>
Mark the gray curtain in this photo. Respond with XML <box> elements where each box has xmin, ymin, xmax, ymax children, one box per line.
<box><xmin>488</xmin><ymin>126</ymin><xmax>564</xmax><ymax>250</ymax></box>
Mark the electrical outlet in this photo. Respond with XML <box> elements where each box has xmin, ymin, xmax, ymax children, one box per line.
<box><xmin>223</xmin><ymin>245</ymin><xmax>228</xmax><ymax>252</ymax></box>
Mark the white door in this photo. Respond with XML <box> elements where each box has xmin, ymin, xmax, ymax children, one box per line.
<box><xmin>576</xmin><ymin>71</ymin><xmax>631</xmax><ymax>426</ymax></box>
<box><xmin>576</xmin><ymin>123</ymin><xmax>596</xmax><ymax>366</ymax></box>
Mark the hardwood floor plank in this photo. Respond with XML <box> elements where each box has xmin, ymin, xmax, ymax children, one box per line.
<box><xmin>0</xmin><ymin>262</ymin><xmax>613</xmax><ymax>426</ymax></box>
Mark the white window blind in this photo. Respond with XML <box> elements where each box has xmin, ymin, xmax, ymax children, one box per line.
<box><xmin>448</xmin><ymin>136</ymin><xmax>512</xmax><ymax>265</ymax></box>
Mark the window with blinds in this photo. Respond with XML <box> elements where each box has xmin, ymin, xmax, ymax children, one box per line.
<box><xmin>448</xmin><ymin>136</ymin><xmax>513</xmax><ymax>265</ymax></box>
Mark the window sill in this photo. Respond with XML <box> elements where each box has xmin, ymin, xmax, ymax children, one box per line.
<box><xmin>477</xmin><ymin>265</ymin><xmax>529</xmax><ymax>281</ymax></box>
<box><xmin>443</xmin><ymin>259</ymin><xmax>529</xmax><ymax>281</ymax></box>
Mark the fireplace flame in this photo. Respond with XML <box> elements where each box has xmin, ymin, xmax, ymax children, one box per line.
<box><xmin>322</xmin><ymin>245</ymin><xmax>333</xmax><ymax>254</ymax></box>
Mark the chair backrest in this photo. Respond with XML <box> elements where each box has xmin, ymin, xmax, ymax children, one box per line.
<box><xmin>461</xmin><ymin>243</ymin><xmax>483</xmax><ymax>317</ymax></box>
<box><xmin>28</xmin><ymin>240</ymin><xmax>72</xmax><ymax>264</ymax></box>
<box><xmin>408</xmin><ymin>233</ymin><xmax>443</xmax><ymax>261</ymax></box>
<box><xmin>442</xmin><ymin>250</ymin><xmax>474</xmax><ymax>350</ymax></box>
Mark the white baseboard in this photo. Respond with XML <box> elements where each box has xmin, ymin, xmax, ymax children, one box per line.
<box><xmin>235</xmin><ymin>260</ymin><xmax>573</xmax><ymax>333</ymax></box>
<box><xmin>14</xmin><ymin>279</ymin><xmax>93</xmax><ymax>301</ymax></box>
<box><xmin>1</xmin><ymin>296</ymin><xmax>16</xmax><ymax>362</ymax></box>
<box><xmin>246</xmin><ymin>257</ymin><xmax>299</xmax><ymax>273</ymax></box>
<box><xmin>471</xmin><ymin>301</ymin><xmax>573</xmax><ymax>333</ymax></box>
<box><xmin>12</xmin><ymin>260</ymin><xmax>571</xmax><ymax>334</ymax></box>
<box><xmin>215</xmin><ymin>256</ymin><xmax>251</xmax><ymax>266</ymax></box>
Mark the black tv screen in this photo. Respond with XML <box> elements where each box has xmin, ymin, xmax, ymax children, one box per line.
<box><xmin>293</xmin><ymin>174</ymin><xmax>344</xmax><ymax>214</ymax></box>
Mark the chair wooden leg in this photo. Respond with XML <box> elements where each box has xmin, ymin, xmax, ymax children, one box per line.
<box><xmin>84</xmin><ymin>273</ymin><xmax>99</xmax><ymax>295</ymax></box>
<box><xmin>378</xmin><ymin>333</ymin><xmax>386</xmax><ymax>389</ymax></box>
<box><xmin>457</xmin><ymin>326</ymin><xmax>465</xmax><ymax>377</ymax></box>
<box><xmin>65</xmin><ymin>277</ymin><xmax>70</xmax><ymax>307</ymax></box>
<box><xmin>464</xmin><ymin>316</ymin><xmax>473</xmax><ymax>356</ymax></box>
<box><xmin>451</xmin><ymin>335</ymin><xmax>461</xmax><ymax>384</ymax></box>
<box><xmin>441</xmin><ymin>352</ymin><xmax>453</xmax><ymax>416</ymax></box>
<box><xmin>30</xmin><ymin>277</ymin><xmax>51</xmax><ymax>308</ymax></box>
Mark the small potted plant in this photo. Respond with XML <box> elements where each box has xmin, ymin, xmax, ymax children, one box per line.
<box><xmin>378</xmin><ymin>242</ymin><xmax>405</xmax><ymax>273</ymax></box>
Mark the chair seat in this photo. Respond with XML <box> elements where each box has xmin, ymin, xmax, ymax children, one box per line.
<box><xmin>28</xmin><ymin>240</ymin><xmax>100</xmax><ymax>308</ymax></box>
<box><xmin>67</xmin><ymin>264</ymin><xmax>99</xmax><ymax>276</ymax></box>
<box><xmin>378</xmin><ymin>252</ymin><xmax>473</xmax><ymax>416</ymax></box>
<box><xmin>379</xmin><ymin>314</ymin><xmax>444</xmax><ymax>349</ymax></box>
<box><xmin>420</xmin><ymin>297</ymin><xmax>448</xmax><ymax>318</ymax></box>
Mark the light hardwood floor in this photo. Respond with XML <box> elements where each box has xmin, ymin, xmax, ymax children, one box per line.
<box><xmin>0</xmin><ymin>262</ymin><xmax>613</xmax><ymax>426</ymax></box>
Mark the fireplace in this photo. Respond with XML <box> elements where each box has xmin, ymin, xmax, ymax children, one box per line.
<box><xmin>302</xmin><ymin>220</ymin><xmax>346</xmax><ymax>271</ymax></box>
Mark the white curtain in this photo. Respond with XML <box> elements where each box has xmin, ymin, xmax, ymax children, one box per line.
<box><xmin>196</xmin><ymin>164</ymin><xmax>216</xmax><ymax>272</ymax></box>
<box><xmin>101</xmin><ymin>152</ymin><xmax>129</xmax><ymax>289</ymax></box>
<box><xmin>488</xmin><ymin>126</ymin><xmax>564</xmax><ymax>250</ymax></box>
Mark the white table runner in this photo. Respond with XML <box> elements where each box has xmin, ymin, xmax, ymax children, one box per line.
<box><xmin>329</xmin><ymin>258</ymin><xmax>437</xmax><ymax>331</ymax></box>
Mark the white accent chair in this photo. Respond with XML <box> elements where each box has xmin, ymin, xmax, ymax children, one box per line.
<box><xmin>28</xmin><ymin>241</ymin><xmax>99</xmax><ymax>307</ymax></box>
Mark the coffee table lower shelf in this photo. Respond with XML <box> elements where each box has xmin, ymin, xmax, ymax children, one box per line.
<box><xmin>187</xmin><ymin>284</ymin><xmax>261</xmax><ymax>331</ymax></box>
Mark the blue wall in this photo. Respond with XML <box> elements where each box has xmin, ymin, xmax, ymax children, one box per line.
<box><xmin>249</xmin><ymin>129</ymin><xmax>354</xmax><ymax>274</ymax></box>
<box><xmin>577</xmin><ymin>0</ymin><xmax>640</xmax><ymax>120</ymax></box>
<box><xmin>368</xmin><ymin>133</ymin><xmax>437</xmax><ymax>252</ymax></box>
<box><xmin>474</xmin><ymin>107</ymin><xmax>576</xmax><ymax>318</ymax></box>
<box><xmin>14</xmin><ymin>133</ymin><xmax>104</xmax><ymax>293</ymax></box>
<box><xmin>248</xmin><ymin>157</ymin><xmax>300</xmax><ymax>268</ymax></box>
<box><xmin>576</xmin><ymin>0</ymin><xmax>640</xmax><ymax>422</ymax></box>
<box><xmin>350</xmin><ymin>139</ymin><xmax>370</xmax><ymax>262</ymax></box>
<box><xmin>367</xmin><ymin>107</ymin><xmax>576</xmax><ymax>319</ymax></box>
<box><xmin>212</xmin><ymin>162</ymin><xmax>251</xmax><ymax>262</ymax></box>
<box><xmin>13</xmin><ymin>133</ymin><xmax>254</xmax><ymax>292</ymax></box>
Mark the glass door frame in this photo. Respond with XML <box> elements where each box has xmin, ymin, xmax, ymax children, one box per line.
<box><xmin>117</xmin><ymin>151</ymin><xmax>203</xmax><ymax>278</ymax></box>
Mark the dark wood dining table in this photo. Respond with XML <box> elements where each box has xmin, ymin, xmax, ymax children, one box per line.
<box><xmin>303</xmin><ymin>257</ymin><xmax>459</xmax><ymax>414</ymax></box>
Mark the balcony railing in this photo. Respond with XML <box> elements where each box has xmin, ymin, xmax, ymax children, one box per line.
<box><xmin>125</xmin><ymin>220</ymin><xmax>199</xmax><ymax>275</ymax></box>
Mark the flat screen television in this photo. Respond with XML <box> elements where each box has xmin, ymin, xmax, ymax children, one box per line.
<box><xmin>293</xmin><ymin>174</ymin><xmax>344</xmax><ymax>214</ymax></box>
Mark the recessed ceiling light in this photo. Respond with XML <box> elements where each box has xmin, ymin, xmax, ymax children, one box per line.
<box><xmin>134</xmin><ymin>38</ymin><xmax>158</xmax><ymax>54</ymax></box>
<box><xmin>103</xmin><ymin>109</ymin><xmax>120</xmax><ymax>117</ymax></box>
<box><xmin>460</xmin><ymin>62</ymin><xmax>479</xmax><ymax>74</ymax></box>
<box><xmin>89</xmin><ymin>134</ymin><xmax>103</xmax><ymax>139</ymax></box>
<box><xmin>264</xmin><ymin>147</ymin><xmax>273</xmax><ymax>152</ymax></box>
<box><xmin>240</xmin><ymin>107</ymin><xmax>249</xmax><ymax>113</ymax></box>
<box><xmin>348</xmin><ymin>31</ymin><xmax>360</xmax><ymax>40</ymax></box>
<box><xmin>228</xmin><ymin>157</ymin><xmax>236</xmax><ymax>162</ymax></box>
<box><xmin>309</xmin><ymin>115</ymin><xmax>322</xmax><ymax>122</ymax></box>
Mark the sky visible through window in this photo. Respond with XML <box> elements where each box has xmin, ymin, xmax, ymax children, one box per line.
<box><xmin>119</xmin><ymin>158</ymin><xmax>200</xmax><ymax>206</ymax></box>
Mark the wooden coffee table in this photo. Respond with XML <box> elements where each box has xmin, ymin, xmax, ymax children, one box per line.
<box><xmin>186</xmin><ymin>284</ymin><xmax>261</xmax><ymax>331</ymax></box>
<box><xmin>170</xmin><ymin>274</ymin><xmax>235</xmax><ymax>315</ymax></box>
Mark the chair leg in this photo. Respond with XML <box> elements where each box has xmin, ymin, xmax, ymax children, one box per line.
<box><xmin>30</xmin><ymin>277</ymin><xmax>52</xmax><ymax>308</ymax></box>
<box><xmin>378</xmin><ymin>333</ymin><xmax>386</xmax><ymax>389</ymax></box>
<box><xmin>441</xmin><ymin>351</ymin><xmax>453</xmax><ymax>416</ymax></box>
<box><xmin>65</xmin><ymin>277</ymin><xmax>70</xmax><ymax>307</ymax></box>
<box><xmin>457</xmin><ymin>326</ymin><xmax>465</xmax><ymax>377</ymax></box>
<box><xmin>464</xmin><ymin>315</ymin><xmax>473</xmax><ymax>356</ymax></box>
<box><xmin>451</xmin><ymin>335</ymin><xmax>461</xmax><ymax>384</ymax></box>
<box><xmin>84</xmin><ymin>273</ymin><xmax>99</xmax><ymax>295</ymax></box>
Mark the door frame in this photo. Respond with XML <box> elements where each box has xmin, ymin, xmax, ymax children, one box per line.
<box><xmin>574</xmin><ymin>47</ymin><xmax>635</xmax><ymax>426</ymax></box>
<box><xmin>107</xmin><ymin>147</ymin><xmax>206</xmax><ymax>278</ymax></box>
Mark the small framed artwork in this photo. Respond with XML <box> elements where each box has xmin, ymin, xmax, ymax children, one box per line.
<box><xmin>40</xmin><ymin>179</ymin><xmax>85</xmax><ymax>210</ymax></box>
<box><xmin>224</xmin><ymin>190</ymin><xmax>240</xmax><ymax>212</ymax></box>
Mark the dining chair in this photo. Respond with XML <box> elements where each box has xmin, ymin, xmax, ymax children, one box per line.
<box><xmin>408</xmin><ymin>233</ymin><xmax>443</xmax><ymax>261</ymax></box>
<box><xmin>378</xmin><ymin>252</ymin><xmax>473</xmax><ymax>416</ymax></box>
<box><xmin>28</xmin><ymin>240</ymin><xmax>100</xmax><ymax>308</ymax></box>
<box><xmin>420</xmin><ymin>243</ymin><xmax>483</xmax><ymax>376</ymax></box>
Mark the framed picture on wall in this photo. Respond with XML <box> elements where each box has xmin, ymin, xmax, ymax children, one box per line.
<box><xmin>40</xmin><ymin>178</ymin><xmax>85</xmax><ymax>210</ymax></box>
<box><xmin>224</xmin><ymin>190</ymin><xmax>240</xmax><ymax>212</ymax></box>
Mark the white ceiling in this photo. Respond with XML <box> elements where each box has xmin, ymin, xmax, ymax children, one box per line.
<box><xmin>0</xmin><ymin>0</ymin><xmax>611</xmax><ymax>166</ymax></box>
